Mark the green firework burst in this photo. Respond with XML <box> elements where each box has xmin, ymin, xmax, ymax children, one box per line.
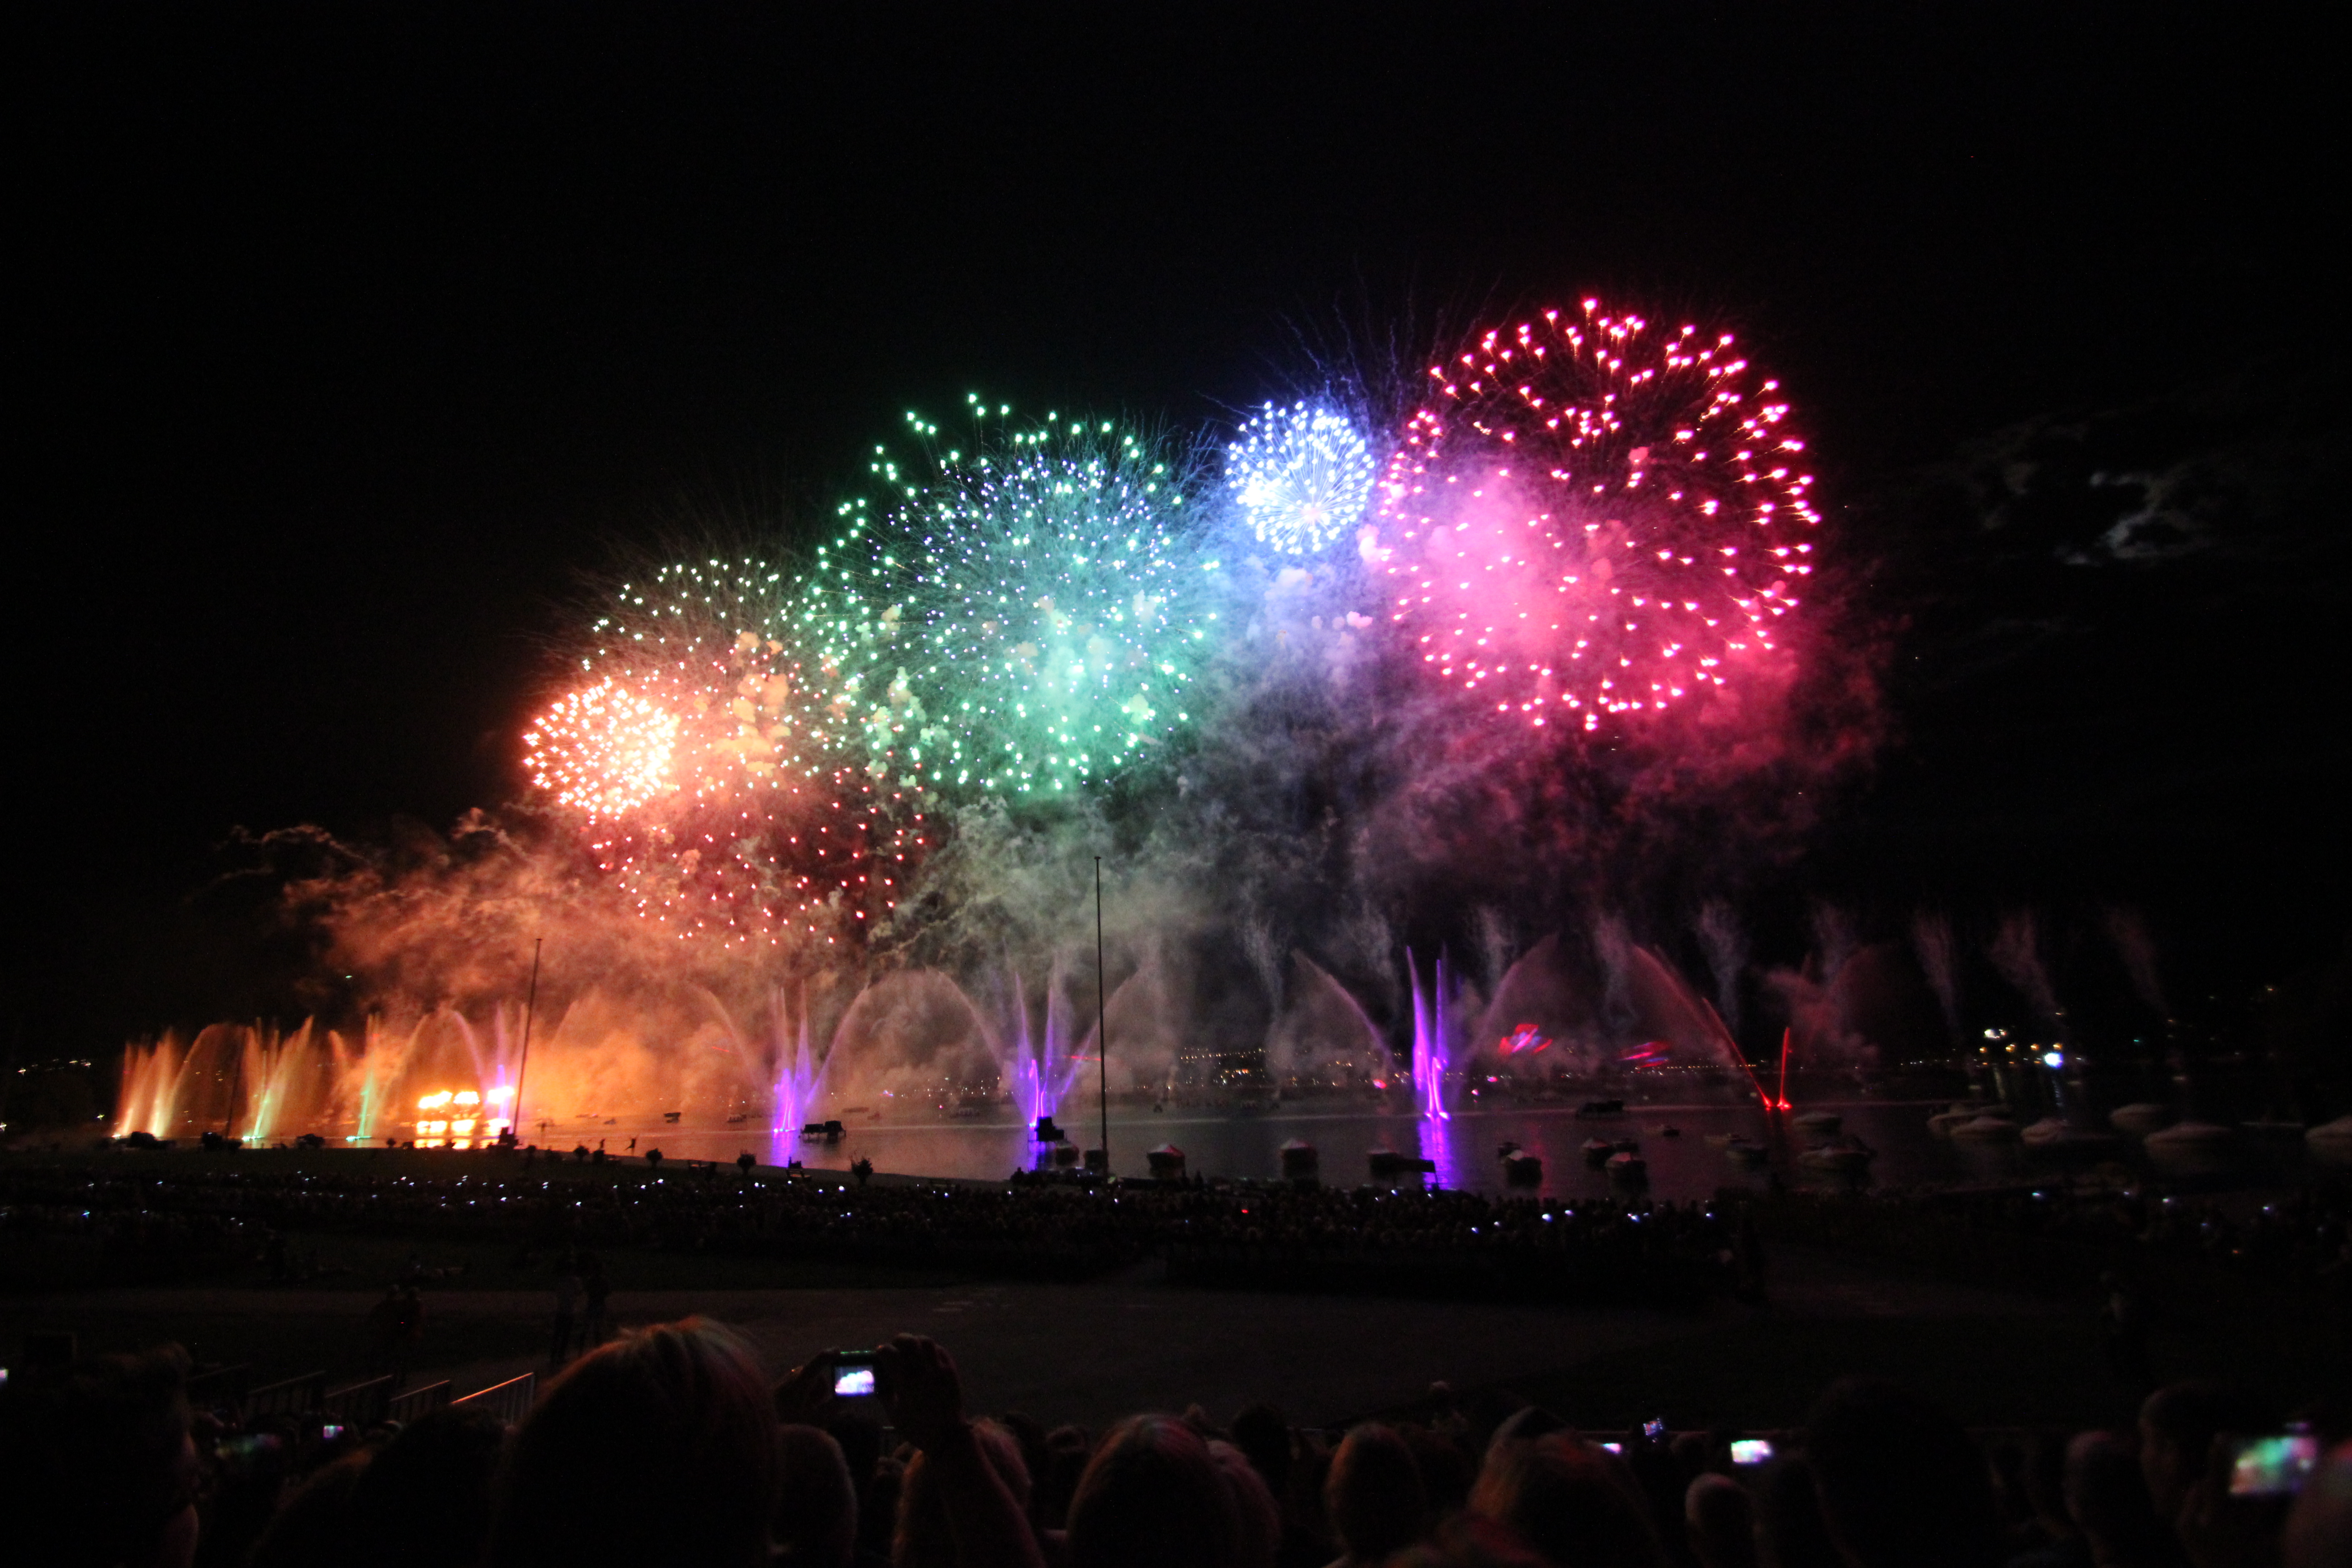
<box><xmin>795</xmin><ymin>398</ymin><xmax>1217</xmax><ymax>805</ymax></box>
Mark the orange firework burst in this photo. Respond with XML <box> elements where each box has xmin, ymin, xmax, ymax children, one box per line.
<box><xmin>1377</xmin><ymin>299</ymin><xmax>1820</xmax><ymax>728</ymax></box>
<box><xmin>523</xmin><ymin>679</ymin><xmax>681</xmax><ymax>818</ymax></box>
<box><xmin>532</xmin><ymin>560</ymin><xmax>930</xmax><ymax>946</ymax></box>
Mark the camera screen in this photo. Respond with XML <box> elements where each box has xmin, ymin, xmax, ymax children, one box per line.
<box><xmin>1730</xmin><ymin>1439</ymin><xmax>1775</xmax><ymax>1465</ymax></box>
<box><xmin>2230</xmin><ymin>1433</ymin><xmax>2319</xmax><ymax>1496</ymax></box>
<box><xmin>833</xmin><ymin>1364</ymin><xmax>876</xmax><ymax>1398</ymax></box>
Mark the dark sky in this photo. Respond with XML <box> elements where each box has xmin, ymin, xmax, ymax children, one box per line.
<box><xmin>14</xmin><ymin>6</ymin><xmax>2344</xmax><ymax>1058</ymax></box>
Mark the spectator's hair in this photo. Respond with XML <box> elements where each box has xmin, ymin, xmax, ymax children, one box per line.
<box><xmin>2138</xmin><ymin>1381</ymin><xmax>2280</xmax><ymax>1522</ymax></box>
<box><xmin>1484</xmin><ymin>1405</ymin><xmax>1570</xmax><ymax>1458</ymax></box>
<box><xmin>1033</xmin><ymin>1423</ymin><xmax>1093</xmax><ymax>1533</ymax></box>
<box><xmin>349</xmin><ymin>1406</ymin><xmax>506</xmax><ymax>1567</ymax></box>
<box><xmin>1750</xmin><ymin>1456</ymin><xmax>1842</xmax><ymax>1568</ymax></box>
<box><xmin>1067</xmin><ymin>1414</ymin><xmax>1241</xmax><ymax>1568</ymax></box>
<box><xmin>1406</xmin><ymin>1423</ymin><xmax>1477</xmax><ymax>1517</ymax></box>
<box><xmin>1327</xmin><ymin>1423</ymin><xmax>1430</xmax><ymax>1563</ymax></box>
<box><xmin>2063</xmin><ymin>1431</ymin><xmax>2177</xmax><ymax>1568</ymax></box>
<box><xmin>1803</xmin><ymin>1377</ymin><xmax>2000</xmax><ymax>1568</ymax></box>
<box><xmin>487</xmin><ymin>1317</ymin><xmax>778</xmax><ymax>1568</ymax></box>
<box><xmin>1685</xmin><ymin>1472</ymin><xmax>1758</xmax><ymax>1568</ymax></box>
<box><xmin>775</xmin><ymin>1423</ymin><xmax>857</xmax><ymax>1568</ymax></box>
<box><xmin>893</xmin><ymin>1419</ymin><xmax>1029</xmax><ymax>1568</ymax></box>
<box><xmin>1469</xmin><ymin>1433</ymin><xmax>1666</xmax><ymax>1568</ymax></box>
<box><xmin>1211</xmin><ymin>1437</ymin><xmax>1282</xmax><ymax>1568</ymax></box>
<box><xmin>1230</xmin><ymin>1402</ymin><xmax>1293</xmax><ymax>1499</ymax></box>
<box><xmin>0</xmin><ymin>1343</ymin><xmax>196</xmax><ymax>1568</ymax></box>
<box><xmin>1390</xmin><ymin>1512</ymin><xmax>1557</xmax><ymax>1568</ymax></box>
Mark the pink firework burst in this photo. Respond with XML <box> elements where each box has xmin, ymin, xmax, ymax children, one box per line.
<box><xmin>1377</xmin><ymin>299</ymin><xmax>1820</xmax><ymax>728</ymax></box>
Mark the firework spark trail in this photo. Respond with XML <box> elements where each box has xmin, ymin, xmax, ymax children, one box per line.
<box><xmin>1377</xmin><ymin>299</ymin><xmax>1820</xmax><ymax>728</ymax></box>
<box><xmin>532</xmin><ymin>559</ymin><xmax>929</xmax><ymax>944</ymax></box>
<box><xmin>1226</xmin><ymin>400</ymin><xmax>1376</xmax><ymax>555</ymax></box>
<box><xmin>794</xmin><ymin>399</ymin><xmax>1216</xmax><ymax>805</ymax></box>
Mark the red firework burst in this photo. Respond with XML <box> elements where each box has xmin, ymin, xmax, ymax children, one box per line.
<box><xmin>1377</xmin><ymin>299</ymin><xmax>1819</xmax><ymax>728</ymax></box>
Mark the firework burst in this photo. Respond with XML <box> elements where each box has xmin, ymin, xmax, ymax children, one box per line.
<box><xmin>795</xmin><ymin>399</ymin><xmax>1215</xmax><ymax>804</ymax></box>
<box><xmin>1377</xmin><ymin>299</ymin><xmax>1819</xmax><ymax>728</ymax></box>
<box><xmin>1226</xmin><ymin>400</ymin><xmax>1375</xmax><ymax>555</ymax></box>
<box><xmin>532</xmin><ymin>559</ymin><xmax>929</xmax><ymax>944</ymax></box>
<box><xmin>524</xmin><ymin>679</ymin><xmax>681</xmax><ymax>818</ymax></box>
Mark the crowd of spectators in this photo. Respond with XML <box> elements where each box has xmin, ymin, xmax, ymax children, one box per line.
<box><xmin>3</xmin><ymin>1319</ymin><xmax>2345</xmax><ymax>1568</ymax></box>
<box><xmin>0</xmin><ymin>1159</ymin><xmax>1744</xmax><ymax>1303</ymax></box>
<box><xmin>1746</xmin><ymin>1181</ymin><xmax>2352</xmax><ymax>1300</ymax></box>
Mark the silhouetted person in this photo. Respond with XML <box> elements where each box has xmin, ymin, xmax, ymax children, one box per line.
<box><xmin>549</xmin><ymin>1267</ymin><xmax>581</xmax><ymax>1364</ymax></box>
<box><xmin>1326</xmin><ymin>1424</ymin><xmax>1430</xmax><ymax>1568</ymax></box>
<box><xmin>2060</xmin><ymin>1432</ymin><xmax>2180</xmax><ymax>1568</ymax></box>
<box><xmin>347</xmin><ymin>1407</ymin><xmax>507</xmax><ymax>1568</ymax></box>
<box><xmin>1211</xmin><ymin>1437</ymin><xmax>1283</xmax><ymax>1568</ymax></box>
<box><xmin>0</xmin><ymin>1343</ymin><xmax>201</xmax><ymax>1568</ymax></box>
<box><xmin>581</xmin><ymin>1257</ymin><xmax>611</xmax><ymax>1346</ymax></box>
<box><xmin>894</xmin><ymin>1418</ymin><xmax>1029</xmax><ymax>1568</ymax></box>
<box><xmin>1686</xmin><ymin>1473</ymin><xmax>1759</xmax><ymax>1568</ymax></box>
<box><xmin>1751</xmin><ymin>1456</ymin><xmax>1844</xmax><ymax>1568</ymax></box>
<box><xmin>775</xmin><ymin>1423</ymin><xmax>858</xmax><ymax>1568</ymax></box>
<box><xmin>2138</xmin><ymin>1382</ymin><xmax>2278</xmax><ymax>1530</ymax></box>
<box><xmin>1068</xmin><ymin>1414</ymin><xmax>1239</xmax><ymax>1568</ymax></box>
<box><xmin>1469</xmin><ymin>1434</ymin><xmax>1666</xmax><ymax>1568</ymax></box>
<box><xmin>1805</xmin><ymin>1377</ymin><xmax>2001</xmax><ymax>1568</ymax></box>
<box><xmin>2009</xmin><ymin>1431</ymin><xmax>2090</xmax><ymax>1568</ymax></box>
<box><xmin>489</xmin><ymin>1317</ymin><xmax>779</xmax><ymax>1568</ymax></box>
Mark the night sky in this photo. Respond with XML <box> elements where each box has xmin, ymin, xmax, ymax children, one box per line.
<box><xmin>14</xmin><ymin>8</ymin><xmax>2345</xmax><ymax>1062</ymax></box>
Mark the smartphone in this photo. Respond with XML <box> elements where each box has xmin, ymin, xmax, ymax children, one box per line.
<box><xmin>831</xmin><ymin>1350</ymin><xmax>877</xmax><ymax>1399</ymax></box>
<box><xmin>1642</xmin><ymin>1418</ymin><xmax>1666</xmax><ymax>1441</ymax></box>
<box><xmin>319</xmin><ymin>1424</ymin><xmax>345</xmax><ymax>1442</ymax></box>
<box><xmin>1599</xmin><ymin>1441</ymin><xmax>1623</xmax><ymax>1454</ymax></box>
<box><xmin>1730</xmin><ymin>1439</ymin><xmax>1775</xmax><ymax>1465</ymax></box>
<box><xmin>2228</xmin><ymin>1430</ymin><xmax>2320</xmax><ymax>1497</ymax></box>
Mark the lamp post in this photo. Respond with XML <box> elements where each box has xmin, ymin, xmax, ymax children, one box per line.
<box><xmin>1096</xmin><ymin>857</ymin><xmax>1108</xmax><ymax>1177</ymax></box>
<box><xmin>508</xmin><ymin>937</ymin><xmax>542</xmax><ymax>1145</ymax></box>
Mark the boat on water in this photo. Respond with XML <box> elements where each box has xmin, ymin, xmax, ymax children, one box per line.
<box><xmin>1723</xmin><ymin>1137</ymin><xmax>1771</xmax><ymax>1166</ymax></box>
<box><xmin>1583</xmin><ymin>1138</ymin><xmax>1617</xmax><ymax>1165</ymax></box>
<box><xmin>1504</xmin><ymin>1151</ymin><xmax>1544</xmax><ymax>1184</ymax></box>
<box><xmin>1279</xmin><ymin>1139</ymin><xmax>1319</xmax><ymax>1179</ymax></box>
<box><xmin>2144</xmin><ymin>1121</ymin><xmax>2239</xmax><ymax>1167</ymax></box>
<box><xmin>1606</xmin><ymin>1151</ymin><xmax>1648</xmax><ymax>1183</ymax></box>
<box><xmin>1927</xmin><ymin>1103</ymin><xmax>1987</xmax><ymax>1138</ymax></box>
<box><xmin>2307</xmin><ymin>1115</ymin><xmax>2352</xmax><ymax>1169</ymax></box>
<box><xmin>1950</xmin><ymin>1113</ymin><xmax>2023</xmax><ymax>1143</ymax></box>
<box><xmin>1798</xmin><ymin>1139</ymin><xmax>1875</xmax><ymax>1174</ymax></box>
<box><xmin>2107</xmin><ymin>1103</ymin><xmax>2171</xmax><ymax>1138</ymax></box>
<box><xmin>1146</xmin><ymin>1144</ymin><xmax>1186</xmax><ymax>1179</ymax></box>
<box><xmin>1369</xmin><ymin>1147</ymin><xmax>1438</xmax><ymax>1177</ymax></box>
<box><xmin>1792</xmin><ymin>1110</ymin><xmax>1842</xmax><ymax>1137</ymax></box>
<box><xmin>2021</xmin><ymin>1117</ymin><xmax>2120</xmax><ymax>1152</ymax></box>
